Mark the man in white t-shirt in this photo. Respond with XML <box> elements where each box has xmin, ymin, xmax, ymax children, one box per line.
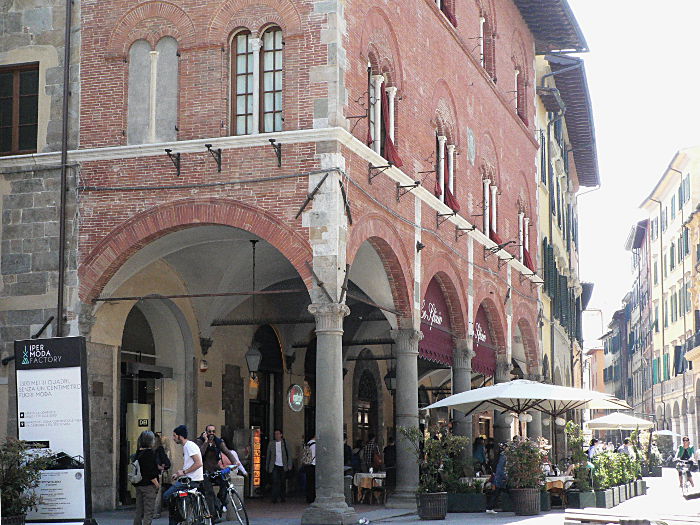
<box><xmin>162</xmin><ymin>425</ymin><xmax>204</xmax><ymax>525</ymax></box>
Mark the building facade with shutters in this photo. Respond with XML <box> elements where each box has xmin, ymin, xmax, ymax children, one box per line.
<box><xmin>1</xmin><ymin>0</ymin><xmax>593</xmax><ymax>519</ymax></box>
<box><xmin>640</xmin><ymin>148</ymin><xmax>700</xmax><ymax>449</ymax></box>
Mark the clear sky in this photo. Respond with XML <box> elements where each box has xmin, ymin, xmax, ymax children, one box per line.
<box><xmin>566</xmin><ymin>1</ymin><xmax>700</xmax><ymax>346</ymax></box>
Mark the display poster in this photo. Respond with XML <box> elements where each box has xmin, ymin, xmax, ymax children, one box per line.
<box><xmin>14</xmin><ymin>337</ymin><xmax>92</xmax><ymax>524</ymax></box>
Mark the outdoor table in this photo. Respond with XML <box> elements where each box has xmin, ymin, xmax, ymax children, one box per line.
<box><xmin>545</xmin><ymin>475</ymin><xmax>574</xmax><ymax>490</ymax></box>
<box><xmin>353</xmin><ymin>472</ymin><xmax>386</xmax><ymax>504</ymax></box>
<box><xmin>458</xmin><ymin>476</ymin><xmax>492</xmax><ymax>489</ymax></box>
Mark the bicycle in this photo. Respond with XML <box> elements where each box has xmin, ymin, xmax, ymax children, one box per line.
<box><xmin>675</xmin><ymin>459</ymin><xmax>692</xmax><ymax>497</ymax></box>
<box><xmin>173</xmin><ymin>476</ymin><xmax>212</xmax><ymax>525</ymax></box>
<box><xmin>208</xmin><ymin>466</ymin><xmax>249</xmax><ymax>525</ymax></box>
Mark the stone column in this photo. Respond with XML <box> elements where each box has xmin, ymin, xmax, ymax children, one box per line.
<box><xmin>437</xmin><ymin>135</ymin><xmax>447</xmax><ymax>202</ymax></box>
<box><xmin>386</xmin><ymin>86</ymin><xmax>397</xmax><ymax>142</ymax></box>
<box><xmin>386</xmin><ymin>328</ymin><xmax>422</xmax><ymax>509</ymax></box>
<box><xmin>482</xmin><ymin>178</ymin><xmax>491</xmax><ymax>233</ymax></box>
<box><xmin>301</xmin><ymin>303</ymin><xmax>356</xmax><ymax>525</ymax></box>
<box><xmin>493</xmin><ymin>360</ymin><xmax>512</xmax><ymax>444</ymax></box>
<box><xmin>446</xmin><ymin>144</ymin><xmax>456</xmax><ymax>194</ymax></box>
<box><xmin>453</xmin><ymin>339</ymin><xmax>475</xmax><ymax>471</ymax></box>
<box><xmin>372</xmin><ymin>74</ymin><xmax>384</xmax><ymax>154</ymax></box>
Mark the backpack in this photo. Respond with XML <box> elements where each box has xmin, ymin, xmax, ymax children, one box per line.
<box><xmin>128</xmin><ymin>452</ymin><xmax>142</xmax><ymax>484</ymax></box>
<box><xmin>301</xmin><ymin>441</ymin><xmax>315</xmax><ymax>466</ymax></box>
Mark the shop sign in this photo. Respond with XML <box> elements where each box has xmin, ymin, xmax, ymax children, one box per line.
<box><xmin>473</xmin><ymin>305</ymin><xmax>497</xmax><ymax>376</ymax></box>
<box><xmin>419</xmin><ymin>278</ymin><xmax>453</xmax><ymax>365</ymax></box>
<box><xmin>251</xmin><ymin>426</ymin><xmax>261</xmax><ymax>492</ymax></box>
<box><xmin>287</xmin><ymin>384</ymin><xmax>304</xmax><ymax>412</ymax></box>
<box><xmin>14</xmin><ymin>336</ymin><xmax>93</xmax><ymax>524</ymax></box>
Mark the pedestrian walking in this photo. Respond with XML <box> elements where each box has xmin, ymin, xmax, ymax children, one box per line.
<box><xmin>485</xmin><ymin>443</ymin><xmax>508</xmax><ymax>514</ymax></box>
<box><xmin>265</xmin><ymin>429</ymin><xmax>292</xmax><ymax>503</ymax></box>
<box><xmin>132</xmin><ymin>430</ymin><xmax>160</xmax><ymax>525</ymax></box>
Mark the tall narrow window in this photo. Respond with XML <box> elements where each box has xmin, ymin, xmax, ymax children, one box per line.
<box><xmin>515</xmin><ymin>67</ymin><xmax>527</xmax><ymax>124</ymax></box>
<box><xmin>1</xmin><ymin>63</ymin><xmax>39</xmax><ymax>155</ymax></box>
<box><xmin>233</xmin><ymin>31</ymin><xmax>254</xmax><ymax>135</ymax></box>
<box><xmin>482</xmin><ymin>17</ymin><xmax>496</xmax><ymax>80</ymax></box>
<box><xmin>479</xmin><ymin>17</ymin><xmax>486</xmax><ymax>66</ymax></box>
<box><xmin>261</xmin><ymin>27</ymin><xmax>283</xmax><ymax>132</ymax></box>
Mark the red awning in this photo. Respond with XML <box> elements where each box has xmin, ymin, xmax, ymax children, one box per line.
<box><xmin>472</xmin><ymin>305</ymin><xmax>496</xmax><ymax>376</ymax></box>
<box><xmin>420</xmin><ymin>278</ymin><xmax>453</xmax><ymax>366</ymax></box>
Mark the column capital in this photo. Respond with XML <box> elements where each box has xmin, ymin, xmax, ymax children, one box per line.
<box><xmin>495</xmin><ymin>359</ymin><xmax>512</xmax><ymax>383</ymax></box>
<box><xmin>308</xmin><ymin>303</ymin><xmax>350</xmax><ymax>331</ymax></box>
<box><xmin>385</xmin><ymin>85</ymin><xmax>398</xmax><ymax>96</ymax></box>
<box><xmin>249</xmin><ymin>37</ymin><xmax>263</xmax><ymax>51</ymax></box>
<box><xmin>453</xmin><ymin>339</ymin><xmax>476</xmax><ymax>370</ymax></box>
<box><xmin>437</xmin><ymin>135</ymin><xmax>447</xmax><ymax>145</ymax></box>
<box><xmin>391</xmin><ymin>329</ymin><xmax>423</xmax><ymax>353</ymax></box>
<box><xmin>371</xmin><ymin>74</ymin><xmax>385</xmax><ymax>85</ymax></box>
<box><xmin>446</xmin><ymin>144</ymin><xmax>456</xmax><ymax>153</ymax></box>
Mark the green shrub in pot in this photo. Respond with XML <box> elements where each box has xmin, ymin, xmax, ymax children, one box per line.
<box><xmin>0</xmin><ymin>438</ymin><xmax>53</xmax><ymax>519</ymax></box>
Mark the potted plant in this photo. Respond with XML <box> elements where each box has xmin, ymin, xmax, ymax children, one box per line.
<box><xmin>399</xmin><ymin>426</ymin><xmax>469</xmax><ymax>520</ymax></box>
<box><xmin>592</xmin><ymin>452</ymin><xmax>613</xmax><ymax>509</ymax></box>
<box><xmin>0</xmin><ymin>438</ymin><xmax>52</xmax><ymax>525</ymax></box>
<box><xmin>445</xmin><ymin>480</ymin><xmax>486</xmax><ymax>512</ymax></box>
<box><xmin>563</xmin><ymin>422</ymin><xmax>595</xmax><ymax>509</ymax></box>
<box><xmin>504</xmin><ymin>439</ymin><xmax>544</xmax><ymax>515</ymax></box>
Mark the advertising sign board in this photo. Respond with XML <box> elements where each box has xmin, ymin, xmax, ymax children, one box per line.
<box><xmin>14</xmin><ymin>337</ymin><xmax>93</xmax><ymax>525</ymax></box>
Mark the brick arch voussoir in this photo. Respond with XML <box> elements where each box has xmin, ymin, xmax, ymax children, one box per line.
<box><xmin>207</xmin><ymin>0</ymin><xmax>302</xmax><ymax>43</ymax></box>
<box><xmin>475</xmin><ymin>294</ymin><xmax>506</xmax><ymax>358</ymax></box>
<box><xmin>79</xmin><ymin>198</ymin><xmax>312</xmax><ymax>303</ymax></box>
<box><xmin>347</xmin><ymin>213</ymin><xmax>413</xmax><ymax>319</ymax></box>
<box><xmin>360</xmin><ymin>7</ymin><xmax>404</xmax><ymax>90</ymax></box>
<box><xmin>516</xmin><ymin>318</ymin><xmax>538</xmax><ymax>374</ymax></box>
<box><xmin>108</xmin><ymin>1</ymin><xmax>196</xmax><ymax>56</ymax></box>
<box><xmin>421</xmin><ymin>256</ymin><xmax>467</xmax><ymax>339</ymax></box>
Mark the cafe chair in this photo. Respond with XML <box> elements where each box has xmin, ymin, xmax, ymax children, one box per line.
<box><xmin>371</xmin><ymin>477</ymin><xmax>387</xmax><ymax>504</ymax></box>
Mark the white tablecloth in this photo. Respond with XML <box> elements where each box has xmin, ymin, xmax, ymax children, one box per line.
<box><xmin>353</xmin><ymin>472</ymin><xmax>386</xmax><ymax>489</ymax></box>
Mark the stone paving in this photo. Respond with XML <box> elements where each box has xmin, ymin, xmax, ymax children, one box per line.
<box><xmin>94</xmin><ymin>467</ymin><xmax>700</xmax><ymax>525</ymax></box>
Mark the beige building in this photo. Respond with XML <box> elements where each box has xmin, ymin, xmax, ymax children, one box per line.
<box><xmin>642</xmin><ymin>147</ymin><xmax>700</xmax><ymax>447</ymax></box>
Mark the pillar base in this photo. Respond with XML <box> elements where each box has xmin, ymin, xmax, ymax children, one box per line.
<box><xmin>385</xmin><ymin>489</ymin><xmax>417</xmax><ymax>510</ymax></box>
<box><xmin>301</xmin><ymin>500</ymin><xmax>357</xmax><ymax>525</ymax></box>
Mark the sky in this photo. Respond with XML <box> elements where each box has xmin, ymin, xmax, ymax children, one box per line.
<box><xmin>566</xmin><ymin>1</ymin><xmax>700</xmax><ymax>346</ymax></box>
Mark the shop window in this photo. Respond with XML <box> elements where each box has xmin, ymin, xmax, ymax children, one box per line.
<box><xmin>127</xmin><ymin>38</ymin><xmax>178</xmax><ymax>144</ymax></box>
<box><xmin>0</xmin><ymin>63</ymin><xmax>39</xmax><ymax>155</ymax></box>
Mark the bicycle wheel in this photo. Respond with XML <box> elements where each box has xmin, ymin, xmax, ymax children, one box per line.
<box><xmin>177</xmin><ymin>496</ymin><xmax>195</xmax><ymax>525</ymax></box>
<box><xmin>197</xmin><ymin>493</ymin><xmax>213</xmax><ymax>525</ymax></box>
<box><xmin>683</xmin><ymin>474</ymin><xmax>690</xmax><ymax>497</ymax></box>
<box><xmin>226</xmin><ymin>489</ymin><xmax>249</xmax><ymax>525</ymax></box>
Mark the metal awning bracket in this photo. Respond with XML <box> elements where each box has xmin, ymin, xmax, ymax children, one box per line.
<box><xmin>305</xmin><ymin>260</ymin><xmax>335</xmax><ymax>303</ymax></box>
<box><xmin>164</xmin><ymin>149</ymin><xmax>180</xmax><ymax>176</ymax></box>
<box><xmin>269</xmin><ymin>138</ymin><xmax>282</xmax><ymax>167</ymax></box>
<box><xmin>436</xmin><ymin>210</ymin><xmax>457</xmax><ymax>228</ymax></box>
<box><xmin>396</xmin><ymin>181</ymin><xmax>420</xmax><ymax>201</ymax></box>
<box><xmin>368</xmin><ymin>163</ymin><xmax>392</xmax><ymax>183</ymax></box>
<box><xmin>205</xmin><ymin>144</ymin><xmax>222</xmax><ymax>172</ymax></box>
<box><xmin>455</xmin><ymin>225</ymin><xmax>476</xmax><ymax>240</ymax></box>
<box><xmin>339</xmin><ymin>179</ymin><xmax>353</xmax><ymax>225</ymax></box>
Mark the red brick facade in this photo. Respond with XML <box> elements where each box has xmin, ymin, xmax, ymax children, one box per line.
<box><xmin>77</xmin><ymin>0</ymin><xmax>540</xmax><ymax>369</ymax></box>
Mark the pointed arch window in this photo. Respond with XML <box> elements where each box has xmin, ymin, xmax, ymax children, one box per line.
<box><xmin>480</xmin><ymin>15</ymin><xmax>496</xmax><ymax>80</ymax></box>
<box><xmin>366</xmin><ymin>66</ymin><xmax>402</xmax><ymax>167</ymax></box>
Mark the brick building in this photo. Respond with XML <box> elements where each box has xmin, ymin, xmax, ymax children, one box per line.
<box><xmin>1</xmin><ymin>0</ymin><xmax>590</xmax><ymax>521</ymax></box>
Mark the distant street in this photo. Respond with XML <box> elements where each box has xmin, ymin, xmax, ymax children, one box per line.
<box><xmin>93</xmin><ymin>467</ymin><xmax>700</xmax><ymax>525</ymax></box>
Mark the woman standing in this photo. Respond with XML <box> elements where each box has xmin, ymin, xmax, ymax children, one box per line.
<box><xmin>132</xmin><ymin>430</ymin><xmax>160</xmax><ymax>525</ymax></box>
<box><xmin>152</xmin><ymin>432</ymin><xmax>171</xmax><ymax>519</ymax></box>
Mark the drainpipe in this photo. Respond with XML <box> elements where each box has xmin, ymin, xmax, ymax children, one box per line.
<box><xmin>650</xmin><ymin>198</ymin><xmax>664</xmax><ymax>427</ymax></box>
<box><xmin>56</xmin><ymin>0</ymin><xmax>74</xmax><ymax>337</ymax></box>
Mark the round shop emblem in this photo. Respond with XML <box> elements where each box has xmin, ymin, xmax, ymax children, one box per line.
<box><xmin>75</xmin><ymin>472</ymin><xmax>83</xmax><ymax>480</ymax></box>
<box><xmin>287</xmin><ymin>384</ymin><xmax>304</xmax><ymax>412</ymax></box>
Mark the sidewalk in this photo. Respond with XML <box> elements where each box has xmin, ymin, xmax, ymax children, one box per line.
<box><xmin>93</xmin><ymin>468</ymin><xmax>700</xmax><ymax>524</ymax></box>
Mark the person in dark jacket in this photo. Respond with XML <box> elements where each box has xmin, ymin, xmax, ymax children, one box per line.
<box><xmin>485</xmin><ymin>443</ymin><xmax>508</xmax><ymax>514</ymax></box>
<box><xmin>132</xmin><ymin>430</ymin><xmax>160</xmax><ymax>525</ymax></box>
<box><xmin>265</xmin><ymin>429</ymin><xmax>292</xmax><ymax>503</ymax></box>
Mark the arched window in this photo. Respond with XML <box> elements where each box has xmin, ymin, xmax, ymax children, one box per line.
<box><xmin>232</xmin><ymin>30</ymin><xmax>254</xmax><ymax>136</ymax></box>
<box><xmin>127</xmin><ymin>37</ymin><xmax>178</xmax><ymax>144</ymax></box>
<box><xmin>261</xmin><ymin>26</ymin><xmax>283</xmax><ymax>132</ymax></box>
<box><xmin>231</xmin><ymin>27</ymin><xmax>284</xmax><ymax>136</ymax></box>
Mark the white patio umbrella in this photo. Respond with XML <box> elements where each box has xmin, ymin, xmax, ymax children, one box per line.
<box><xmin>585</xmin><ymin>412</ymin><xmax>653</xmax><ymax>431</ymax></box>
<box><xmin>425</xmin><ymin>379</ymin><xmax>630</xmax><ymax>417</ymax></box>
<box><xmin>654</xmin><ymin>429</ymin><xmax>681</xmax><ymax>437</ymax></box>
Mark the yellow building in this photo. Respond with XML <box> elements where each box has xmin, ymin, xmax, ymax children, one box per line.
<box><xmin>642</xmin><ymin>147</ymin><xmax>700</xmax><ymax>446</ymax></box>
<box><xmin>534</xmin><ymin>54</ymin><xmax>598</xmax><ymax>454</ymax></box>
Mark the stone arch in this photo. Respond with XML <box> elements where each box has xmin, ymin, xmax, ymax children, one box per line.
<box><xmin>107</xmin><ymin>1</ymin><xmax>196</xmax><ymax>56</ymax></box>
<box><xmin>79</xmin><ymin>197</ymin><xmax>312</xmax><ymax>303</ymax></box>
<box><xmin>207</xmin><ymin>0</ymin><xmax>302</xmax><ymax>42</ymax></box>
<box><xmin>479</xmin><ymin>131</ymin><xmax>500</xmax><ymax>186</ymax></box>
<box><xmin>347</xmin><ymin>213</ymin><xmax>413</xmax><ymax>320</ymax></box>
<box><xmin>516</xmin><ymin>318</ymin><xmax>538</xmax><ymax>374</ymax></box>
<box><xmin>430</xmin><ymin>80</ymin><xmax>459</xmax><ymax>146</ymax></box>
<box><xmin>674</xmin><ymin>401</ymin><xmax>681</xmax><ymax>418</ymax></box>
<box><xmin>359</xmin><ymin>7</ymin><xmax>404</xmax><ymax>90</ymax></box>
<box><xmin>421</xmin><ymin>256</ymin><xmax>467</xmax><ymax>339</ymax></box>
